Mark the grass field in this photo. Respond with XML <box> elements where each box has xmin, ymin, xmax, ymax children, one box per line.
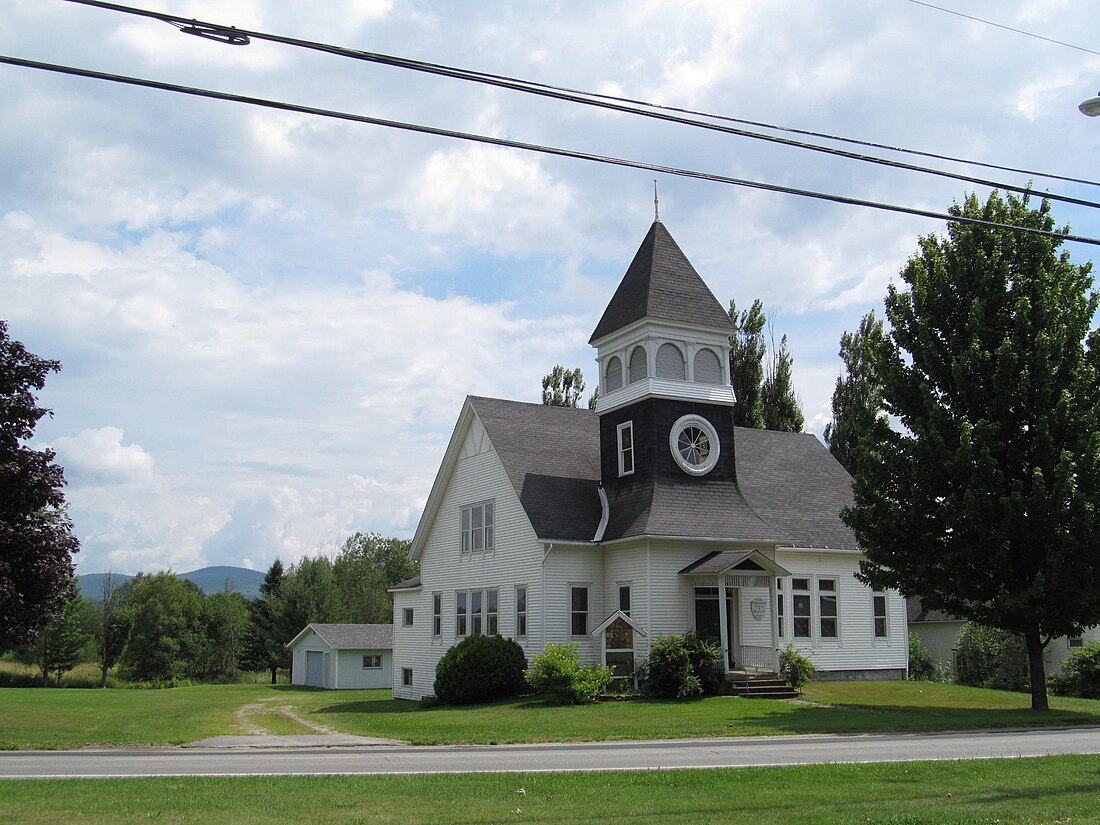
<box><xmin>3</xmin><ymin>679</ymin><xmax>1100</xmax><ymax>750</ymax></box>
<box><xmin>2</xmin><ymin>756</ymin><xmax>1099</xmax><ymax>824</ymax></box>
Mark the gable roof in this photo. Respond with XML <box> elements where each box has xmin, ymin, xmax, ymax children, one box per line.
<box><xmin>287</xmin><ymin>623</ymin><xmax>394</xmax><ymax>650</ymax></box>
<box><xmin>589</xmin><ymin>221</ymin><xmax>733</xmax><ymax>344</ymax></box>
<box><xmin>468</xmin><ymin>396</ymin><xmax>602</xmax><ymax>542</ymax></box>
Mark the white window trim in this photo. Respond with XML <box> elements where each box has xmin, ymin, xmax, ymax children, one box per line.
<box><xmin>570</xmin><ymin>584</ymin><xmax>590</xmax><ymax>638</ymax></box>
<box><xmin>432</xmin><ymin>592</ymin><xmax>442</xmax><ymax>638</ymax></box>
<box><xmin>617</xmin><ymin>421</ymin><xmax>635</xmax><ymax>477</ymax></box>
<box><xmin>817</xmin><ymin>577</ymin><xmax>839</xmax><ymax>642</ymax></box>
<box><xmin>776</xmin><ymin>577</ymin><xmax>785</xmax><ymax>639</ymax></box>
<box><xmin>362</xmin><ymin>654</ymin><xmax>382</xmax><ymax>669</ymax></box>
<box><xmin>456</xmin><ymin>590</ymin><xmax>468</xmax><ymax>637</ymax></box>
<box><xmin>460</xmin><ymin>501</ymin><xmax>495</xmax><ymax>556</ymax></box>
<box><xmin>401</xmin><ymin>667</ymin><xmax>412</xmax><ymax>687</ymax></box>
<box><xmin>618</xmin><ymin>582</ymin><xmax>632</xmax><ymax>617</ymax></box>
<box><xmin>669</xmin><ymin>414</ymin><xmax>721</xmax><ymax>476</ymax></box>
<box><xmin>456</xmin><ymin>588</ymin><xmax>498</xmax><ymax>637</ymax></box>
<box><xmin>871</xmin><ymin>586</ymin><xmax>888</xmax><ymax>640</ymax></box>
<box><xmin>791</xmin><ymin>577</ymin><xmax>812</xmax><ymax>640</ymax></box>
<box><xmin>402</xmin><ymin>607</ymin><xmax>414</xmax><ymax>627</ymax></box>
<box><xmin>515</xmin><ymin>585</ymin><xmax>528</xmax><ymax>639</ymax></box>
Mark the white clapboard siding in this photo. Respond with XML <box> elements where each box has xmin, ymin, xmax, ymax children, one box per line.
<box><xmin>775</xmin><ymin>549</ymin><xmax>908</xmax><ymax>673</ymax></box>
<box><xmin>603</xmin><ymin>544</ymin><xmax>651</xmax><ymax>657</ymax></box>
<box><xmin>543</xmin><ymin>546</ymin><xmax>604</xmax><ymax>663</ymax></box>
<box><xmin>392</xmin><ymin>412</ymin><xmax>547</xmax><ymax>700</ymax></box>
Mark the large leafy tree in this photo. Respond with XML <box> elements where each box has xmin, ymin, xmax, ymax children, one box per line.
<box><xmin>824</xmin><ymin>311</ymin><xmax>888</xmax><ymax>476</ymax></box>
<box><xmin>92</xmin><ymin>571</ymin><xmax>132</xmax><ymax>688</ymax></box>
<box><xmin>332</xmin><ymin>532</ymin><xmax>418</xmax><ymax>624</ymax></box>
<box><xmin>0</xmin><ymin>321</ymin><xmax>80</xmax><ymax>647</ymax></box>
<box><xmin>541</xmin><ymin>366</ymin><xmax>586</xmax><ymax>408</ymax></box>
<box><xmin>728</xmin><ymin>298</ymin><xmax>767</xmax><ymax>429</ymax></box>
<box><xmin>761</xmin><ymin>333</ymin><xmax>804</xmax><ymax>432</ymax></box>
<box><xmin>118</xmin><ymin>572</ymin><xmax>206</xmax><ymax>682</ymax></box>
<box><xmin>844</xmin><ymin>192</ymin><xmax>1100</xmax><ymax>711</ymax></box>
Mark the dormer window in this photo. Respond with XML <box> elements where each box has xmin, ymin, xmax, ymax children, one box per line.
<box><xmin>628</xmin><ymin>346</ymin><xmax>647</xmax><ymax>384</ymax></box>
<box><xmin>656</xmin><ymin>343</ymin><xmax>686</xmax><ymax>380</ymax></box>
<box><xmin>617</xmin><ymin>421</ymin><xmax>634</xmax><ymax>476</ymax></box>
<box><xmin>605</xmin><ymin>356</ymin><xmax>623</xmax><ymax>392</ymax></box>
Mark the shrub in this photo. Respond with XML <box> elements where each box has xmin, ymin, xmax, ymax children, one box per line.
<box><xmin>637</xmin><ymin>633</ymin><xmax>723</xmax><ymax>699</ymax></box>
<box><xmin>1050</xmin><ymin>642</ymin><xmax>1100</xmax><ymax>699</ymax></box>
<box><xmin>433</xmin><ymin>634</ymin><xmax>528</xmax><ymax>705</ymax></box>
<box><xmin>526</xmin><ymin>643</ymin><xmax>612</xmax><ymax>705</ymax></box>
<box><xmin>778</xmin><ymin>644</ymin><xmax>816</xmax><ymax>693</ymax></box>
<box><xmin>908</xmin><ymin>632</ymin><xmax>937</xmax><ymax>680</ymax></box>
<box><xmin>954</xmin><ymin>623</ymin><xmax>1028</xmax><ymax>692</ymax></box>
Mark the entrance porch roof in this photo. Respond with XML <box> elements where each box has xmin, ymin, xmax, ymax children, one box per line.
<box><xmin>678</xmin><ymin>549</ymin><xmax>791</xmax><ymax>578</ymax></box>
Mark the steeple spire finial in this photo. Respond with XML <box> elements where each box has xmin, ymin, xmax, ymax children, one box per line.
<box><xmin>653</xmin><ymin>180</ymin><xmax>660</xmax><ymax>222</ymax></box>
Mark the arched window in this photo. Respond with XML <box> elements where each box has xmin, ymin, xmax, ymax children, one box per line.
<box><xmin>628</xmin><ymin>346</ymin><xmax>648</xmax><ymax>384</ymax></box>
<box><xmin>605</xmin><ymin>356</ymin><xmax>623</xmax><ymax>392</ymax></box>
<box><xmin>693</xmin><ymin>348</ymin><xmax>723</xmax><ymax>385</ymax></box>
<box><xmin>655</xmin><ymin>343</ymin><xmax>686</xmax><ymax>380</ymax></box>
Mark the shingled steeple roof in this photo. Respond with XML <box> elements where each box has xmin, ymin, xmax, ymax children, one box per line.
<box><xmin>589</xmin><ymin>221</ymin><xmax>733</xmax><ymax>344</ymax></box>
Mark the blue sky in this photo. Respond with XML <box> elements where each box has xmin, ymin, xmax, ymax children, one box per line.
<box><xmin>2</xmin><ymin>0</ymin><xmax>1097</xmax><ymax>575</ymax></box>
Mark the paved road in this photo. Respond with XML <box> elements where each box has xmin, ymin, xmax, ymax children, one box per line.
<box><xmin>3</xmin><ymin>727</ymin><xmax>1100</xmax><ymax>779</ymax></box>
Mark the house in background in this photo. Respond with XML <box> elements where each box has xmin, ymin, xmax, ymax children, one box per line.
<box><xmin>391</xmin><ymin>220</ymin><xmax>909</xmax><ymax>701</ymax></box>
<box><xmin>287</xmin><ymin>623</ymin><xmax>393</xmax><ymax>689</ymax></box>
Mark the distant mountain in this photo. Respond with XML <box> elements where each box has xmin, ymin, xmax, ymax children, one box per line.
<box><xmin>77</xmin><ymin>565</ymin><xmax>266</xmax><ymax>601</ymax></box>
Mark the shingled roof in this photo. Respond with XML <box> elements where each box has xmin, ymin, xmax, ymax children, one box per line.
<box><xmin>589</xmin><ymin>221</ymin><xmax>733</xmax><ymax>344</ymax></box>
<box><xmin>469</xmin><ymin>396</ymin><xmax>857</xmax><ymax>549</ymax></box>
<box><xmin>299</xmin><ymin>623</ymin><xmax>393</xmax><ymax>650</ymax></box>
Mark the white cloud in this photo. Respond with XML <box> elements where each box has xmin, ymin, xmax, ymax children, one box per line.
<box><xmin>49</xmin><ymin>427</ymin><xmax>155</xmax><ymax>487</ymax></box>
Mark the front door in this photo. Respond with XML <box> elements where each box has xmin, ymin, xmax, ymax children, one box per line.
<box><xmin>694</xmin><ymin>587</ymin><xmax>736</xmax><ymax>669</ymax></box>
<box><xmin>306</xmin><ymin>650</ymin><xmax>324</xmax><ymax>687</ymax></box>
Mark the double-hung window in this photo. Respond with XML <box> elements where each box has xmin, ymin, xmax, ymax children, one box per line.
<box><xmin>818</xmin><ymin>579</ymin><xmax>838</xmax><ymax>638</ymax></box>
<box><xmin>872</xmin><ymin>587</ymin><xmax>887</xmax><ymax>639</ymax></box>
<box><xmin>486</xmin><ymin>588</ymin><xmax>499</xmax><ymax>635</ymax></box>
<box><xmin>471</xmin><ymin>590</ymin><xmax>483</xmax><ymax>636</ymax></box>
<box><xmin>618</xmin><ymin>584</ymin><xmax>631</xmax><ymax>616</ymax></box>
<box><xmin>617</xmin><ymin>421</ymin><xmax>635</xmax><ymax>476</ymax></box>
<box><xmin>362</xmin><ymin>655</ymin><xmax>382</xmax><ymax>669</ymax></box>
<box><xmin>515</xmin><ymin>586</ymin><xmax>528</xmax><ymax>638</ymax></box>
<box><xmin>461</xmin><ymin>502</ymin><xmax>494</xmax><ymax>554</ymax></box>
<box><xmin>776</xmin><ymin>578</ymin><xmax>785</xmax><ymax>638</ymax></box>
<box><xmin>792</xmin><ymin>578</ymin><xmax>811</xmax><ymax>638</ymax></box>
<box><xmin>402</xmin><ymin>607</ymin><xmax>414</xmax><ymax>627</ymax></box>
<box><xmin>456</xmin><ymin>591</ymin><xmax>468</xmax><ymax>636</ymax></box>
<box><xmin>432</xmin><ymin>592</ymin><xmax>442</xmax><ymax>637</ymax></box>
<box><xmin>570</xmin><ymin>585</ymin><xmax>589</xmax><ymax>636</ymax></box>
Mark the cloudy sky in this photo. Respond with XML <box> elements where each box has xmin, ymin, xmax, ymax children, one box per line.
<box><xmin>2</xmin><ymin>0</ymin><xmax>1097</xmax><ymax>575</ymax></box>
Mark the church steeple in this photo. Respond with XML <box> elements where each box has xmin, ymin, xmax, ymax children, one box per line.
<box><xmin>590</xmin><ymin>222</ymin><xmax>735</xmax><ymax>415</ymax></box>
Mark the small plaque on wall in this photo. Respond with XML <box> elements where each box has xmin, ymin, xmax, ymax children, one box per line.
<box><xmin>750</xmin><ymin>597</ymin><xmax>768</xmax><ymax>620</ymax></box>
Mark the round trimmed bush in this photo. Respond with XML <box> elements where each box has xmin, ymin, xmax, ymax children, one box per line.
<box><xmin>433</xmin><ymin>635</ymin><xmax>527</xmax><ymax>705</ymax></box>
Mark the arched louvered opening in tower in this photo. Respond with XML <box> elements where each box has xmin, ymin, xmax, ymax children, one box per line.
<box><xmin>655</xmin><ymin>342</ymin><xmax>686</xmax><ymax>380</ymax></box>
<box><xmin>605</xmin><ymin>355</ymin><xmax>623</xmax><ymax>392</ymax></box>
<box><xmin>628</xmin><ymin>346</ymin><xmax>648</xmax><ymax>384</ymax></box>
<box><xmin>693</xmin><ymin>348</ymin><xmax>723</xmax><ymax>384</ymax></box>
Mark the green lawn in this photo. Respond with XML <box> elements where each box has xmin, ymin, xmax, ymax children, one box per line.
<box><xmin>3</xmin><ymin>757</ymin><xmax>1099</xmax><ymax>824</ymax></box>
<box><xmin>3</xmin><ymin>680</ymin><xmax>1100</xmax><ymax>750</ymax></box>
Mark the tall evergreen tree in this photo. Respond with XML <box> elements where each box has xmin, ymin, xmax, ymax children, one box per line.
<box><xmin>0</xmin><ymin>321</ymin><xmax>80</xmax><ymax>647</ymax></box>
<box><xmin>241</xmin><ymin>558</ymin><xmax>291</xmax><ymax>684</ymax></box>
<box><xmin>824</xmin><ymin>311</ymin><xmax>887</xmax><ymax>475</ymax></box>
<box><xmin>541</xmin><ymin>366</ymin><xmax>586</xmax><ymax>408</ymax></box>
<box><xmin>844</xmin><ymin>191</ymin><xmax>1100</xmax><ymax>711</ymax></box>
<box><xmin>728</xmin><ymin>299</ymin><xmax>766</xmax><ymax>429</ymax></box>
<box><xmin>761</xmin><ymin>333</ymin><xmax>804</xmax><ymax>432</ymax></box>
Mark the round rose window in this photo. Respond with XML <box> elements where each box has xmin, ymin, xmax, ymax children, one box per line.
<box><xmin>669</xmin><ymin>414</ymin><xmax>721</xmax><ymax>476</ymax></box>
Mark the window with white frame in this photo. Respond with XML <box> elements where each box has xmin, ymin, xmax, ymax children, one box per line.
<box><xmin>486</xmin><ymin>588</ymin><xmax>499</xmax><ymax>635</ymax></box>
<box><xmin>362</xmin><ymin>655</ymin><xmax>382</xmax><ymax>669</ymax></box>
<box><xmin>617</xmin><ymin>421</ymin><xmax>634</xmax><ymax>476</ymax></box>
<box><xmin>460</xmin><ymin>502</ymin><xmax>494</xmax><ymax>554</ymax></box>
<box><xmin>471</xmin><ymin>589</ymin><xmax>483</xmax><ymax>635</ymax></box>
<box><xmin>515</xmin><ymin>586</ymin><xmax>528</xmax><ymax>638</ymax></box>
<box><xmin>1069</xmin><ymin>635</ymin><xmax>1085</xmax><ymax>649</ymax></box>
<box><xmin>401</xmin><ymin>667</ymin><xmax>412</xmax><ymax>686</ymax></box>
<box><xmin>776</xmin><ymin>578</ymin><xmax>785</xmax><ymax>638</ymax></box>
<box><xmin>456</xmin><ymin>591</ymin><xmax>468</xmax><ymax>636</ymax></box>
<box><xmin>570</xmin><ymin>585</ymin><xmax>589</xmax><ymax>636</ymax></box>
<box><xmin>792</xmin><ymin>578</ymin><xmax>811</xmax><ymax>638</ymax></box>
<box><xmin>618</xmin><ymin>584</ymin><xmax>631</xmax><ymax>616</ymax></box>
<box><xmin>402</xmin><ymin>607</ymin><xmax>414</xmax><ymax>627</ymax></box>
<box><xmin>872</xmin><ymin>587</ymin><xmax>888</xmax><ymax>639</ymax></box>
<box><xmin>818</xmin><ymin>579</ymin><xmax>838</xmax><ymax>638</ymax></box>
<box><xmin>432</xmin><ymin>592</ymin><xmax>442</xmax><ymax>637</ymax></box>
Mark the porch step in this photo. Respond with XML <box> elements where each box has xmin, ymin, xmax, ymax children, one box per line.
<box><xmin>725</xmin><ymin>675</ymin><xmax>798</xmax><ymax>700</ymax></box>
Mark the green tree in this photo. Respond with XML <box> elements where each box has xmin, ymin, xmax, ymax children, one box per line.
<box><xmin>0</xmin><ymin>321</ymin><xmax>80</xmax><ymax>647</ymax></box>
<box><xmin>20</xmin><ymin>589</ymin><xmax>91</xmax><ymax>686</ymax></box>
<box><xmin>844</xmin><ymin>191</ymin><xmax>1100</xmax><ymax>711</ymax></box>
<box><xmin>278</xmin><ymin>555</ymin><xmax>341</xmax><ymax>631</ymax></box>
<box><xmin>240</xmin><ymin>559</ymin><xmax>291</xmax><ymax>684</ymax></box>
<box><xmin>541</xmin><ymin>365</ymin><xmax>586</xmax><ymax>408</ymax></box>
<box><xmin>761</xmin><ymin>333</ymin><xmax>804</xmax><ymax>432</ymax></box>
<box><xmin>92</xmin><ymin>571</ymin><xmax>131</xmax><ymax>688</ymax></box>
<box><xmin>195</xmin><ymin>589</ymin><xmax>250</xmax><ymax>681</ymax></box>
<box><xmin>824</xmin><ymin>311</ymin><xmax>888</xmax><ymax>476</ymax></box>
<box><xmin>332</xmin><ymin>533</ymin><xmax>417</xmax><ymax>623</ymax></box>
<box><xmin>728</xmin><ymin>298</ymin><xmax>767</xmax><ymax>428</ymax></box>
<box><xmin>118</xmin><ymin>572</ymin><xmax>205</xmax><ymax>683</ymax></box>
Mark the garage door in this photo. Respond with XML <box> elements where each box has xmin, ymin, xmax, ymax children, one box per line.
<box><xmin>306</xmin><ymin>650</ymin><xmax>324</xmax><ymax>687</ymax></box>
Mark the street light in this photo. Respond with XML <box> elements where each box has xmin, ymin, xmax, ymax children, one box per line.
<box><xmin>1080</xmin><ymin>93</ymin><xmax>1100</xmax><ymax>117</ymax></box>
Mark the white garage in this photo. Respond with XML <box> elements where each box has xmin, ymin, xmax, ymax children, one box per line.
<box><xmin>287</xmin><ymin>623</ymin><xmax>394</xmax><ymax>690</ymax></box>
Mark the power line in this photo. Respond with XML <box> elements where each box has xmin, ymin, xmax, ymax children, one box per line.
<box><xmin>905</xmin><ymin>0</ymin><xmax>1100</xmax><ymax>58</ymax></box>
<box><xmin>59</xmin><ymin>0</ymin><xmax>1100</xmax><ymax>199</ymax></box>
<box><xmin>3</xmin><ymin>53</ymin><xmax>1097</xmax><ymax>248</ymax></box>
